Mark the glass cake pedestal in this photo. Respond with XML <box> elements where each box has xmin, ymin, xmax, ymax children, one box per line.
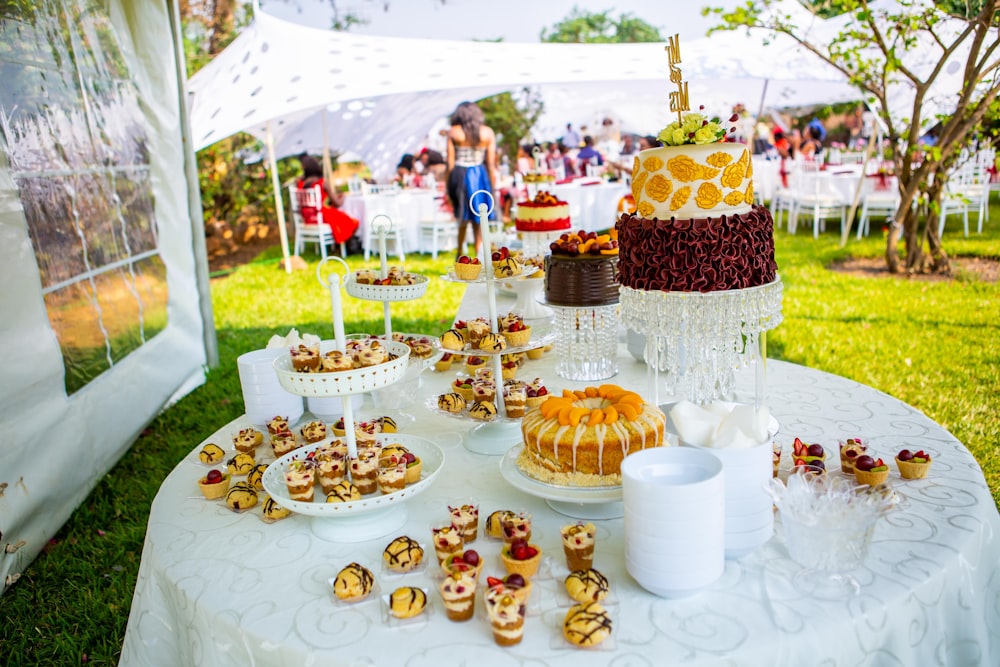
<box><xmin>544</xmin><ymin>300</ymin><xmax>620</xmax><ymax>382</ymax></box>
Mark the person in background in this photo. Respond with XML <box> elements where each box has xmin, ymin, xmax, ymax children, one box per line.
<box><xmin>576</xmin><ymin>135</ymin><xmax>604</xmax><ymax>171</ymax></box>
<box><xmin>638</xmin><ymin>135</ymin><xmax>661</xmax><ymax>151</ymax></box>
<box><xmin>562</xmin><ymin>123</ymin><xmax>581</xmax><ymax>149</ymax></box>
<box><xmin>516</xmin><ymin>143</ymin><xmax>537</xmax><ymax>175</ymax></box>
<box><xmin>608</xmin><ymin>133</ymin><xmax>640</xmax><ymax>178</ymax></box>
<box><xmin>418</xmin><ymin>148</ymin><xmax>446</xmax><ymax>182</ymax></box>
<box><xmin>544</xmin><ymin>142</ymin><xmax>562</xmax><ymax>170</ymax></box>
<box><xmin>800</xmin><ymin>125</ymin><xmax>825</xmax><ymax>160</ymax></box>
<box><xmin>807</xmin><ymin>118</ymin><xmax>827</xmax><ymax>143</ymax></box>
<box><xmin>446</xmin><ymin>100</ymin><xmax>497</xmax><ymax>257</ymax></box>
<box><xmin>295</xmin><ymin>153</ymin><xmax>359</xmax><ymax>246</ymax></box>
<box><xmin>772</xmin><ymin>129</ymin><xmax>793</xmax><ymax>159</ymax></box>
<box><xmin>396</xmin><ymin>153</ymin><xmax>418</xmax><ymax>187</ymax></box>
<box><xmin>559</xmin><ymin>142</ymin><xmax>579</xmax><ymax>178</ymax></box>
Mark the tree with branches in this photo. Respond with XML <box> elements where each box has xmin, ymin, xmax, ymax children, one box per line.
<box><xmin>541</xmin><ymin>7</ymin><xmax>663</xmax><ymax>43</ymax></box>
<box><xmin>705</xmin><ymin>0</ymin><xmax>999</xmax><ymax>274</ymax></box>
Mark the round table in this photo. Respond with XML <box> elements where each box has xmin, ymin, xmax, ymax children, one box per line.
<box><xmin>120</xmin><ymin>298</ymin><xmax>1000</xmax><ymax>666</ymax></box>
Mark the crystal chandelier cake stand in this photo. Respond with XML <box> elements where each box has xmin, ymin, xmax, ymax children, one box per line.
<box><xmin>619</xmin><ymin>279</ymin><xmax>783</xmax><ymax>406</ymax></box>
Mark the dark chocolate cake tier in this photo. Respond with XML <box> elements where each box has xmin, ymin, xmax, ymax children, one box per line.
<box><xmin>544</xmin><ymin>254</ymin><xmax>620</xmax><ymax>307</ymax></box>
<box><xmin>616</xmin><ymin>205</ymin><xmax>777</xmax><ymax>292</ymax></box>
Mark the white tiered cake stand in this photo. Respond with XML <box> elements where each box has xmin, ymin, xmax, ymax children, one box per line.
<box><xmin>262</xmin><ymin>252</ymin><xmax>444</xmax><ymax>542</ymax></box>
<box><xmin>441</xmin><ymin>191</ymin><xmax>553</xmax><ymax>456</ymax></box>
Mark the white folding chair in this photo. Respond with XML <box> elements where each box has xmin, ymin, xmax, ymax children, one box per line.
<box><xmin>417</xmin><ymin>197</ymin><xmax>457</xmax><ymax>259</ymax></box>
<box><xmin>363</xmin><ymin>192</ymin><xmax>405</xmax><ymax>261</ymax></box>
<box><xmin>289</xmin><ymin>184</ymin><xmax>343</xmax><ymax>259</ymax></box>
<box><xmin>857</xmin><ymin>176</ymin><xmax>900</xmax><ymax>239</ymax></box>
<box><xmin>788</xmin><ymin>163</ymin><xmax>847</xmax><ymax>238</ymax></box>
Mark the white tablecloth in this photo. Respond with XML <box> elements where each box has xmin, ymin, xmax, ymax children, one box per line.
<box><xmin>121</xmin><ymin>288</ymin><xmax>1000</xmax><ymax>666</ymax></box>
<box><xmin>548</xmin><ymin>181</ymin><xmax>629</xmax><ymax>233</ymax></box>
<box><xmin>342</xmin><ymin>189</ymin><xmax>441</xmax><ymax>254</ymax></box>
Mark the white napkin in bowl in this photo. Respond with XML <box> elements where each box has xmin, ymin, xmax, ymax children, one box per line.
<box><xmin>670</xmin><ymin>400</ymin><xmax>770</xmax><ymax>448</ymax></box>
<box><xmin>266</xmin><ymin>328</ymin><xmax>321</xmax><ymax>349</ymax></box>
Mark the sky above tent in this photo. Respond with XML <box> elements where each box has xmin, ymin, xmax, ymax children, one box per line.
<box><xmin>259</xmin><ymin>0</ymin><xmax>742</xmax><ymax>43</ymax></box>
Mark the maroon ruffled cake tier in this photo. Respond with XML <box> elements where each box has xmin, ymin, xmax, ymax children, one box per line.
<box><xmin>544</xmin><ymin>254</ymin><xmax>620</xmax><ymax>307</ymax></box>
<box><xmin>616</xmin><ymin>205</ymin><xmax>777</xmax><ymax>293</ymax></box>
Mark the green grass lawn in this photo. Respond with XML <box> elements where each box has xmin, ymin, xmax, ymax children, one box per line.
<box><xmin>2</xmin><ymin>205</ymin><xmax>998</xmax><ymax>664</ymax></box>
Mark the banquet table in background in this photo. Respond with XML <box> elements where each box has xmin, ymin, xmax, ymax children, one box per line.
<box><xmin>120</xmin><ymin>286</ymin><xmax>1000</xmax><ymax>666</ymax></box>
<box><xmin>548</xmin><ymin>180</ymin><xmax>629</xmax><ymax>233</ymax></box>
<box><xmin>342</xmin><ymin>188</ymin><xmax>440</xmax><ymax>254</ymax></box>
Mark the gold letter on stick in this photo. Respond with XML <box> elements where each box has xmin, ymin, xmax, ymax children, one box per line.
<box><xmin>665</xmin><ymin>34</ymin><xmax>689</xmax><ymax>125</ymax></box>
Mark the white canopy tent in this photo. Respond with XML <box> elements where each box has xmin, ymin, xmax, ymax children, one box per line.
<box><xmin>188</xmin><ymin>6</ymin><xmax>862</xmax><ymax>179</ymax></box>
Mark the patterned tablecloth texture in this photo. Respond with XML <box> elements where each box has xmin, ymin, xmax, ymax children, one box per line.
<box><xmin>121</xmin><ymin>296</ymin><xmax>999</xmax><ymax>666</ymax></box>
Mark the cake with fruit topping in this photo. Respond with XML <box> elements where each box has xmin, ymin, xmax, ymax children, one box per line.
<box><xmin>617</xmin><ymin>112</ymin><xmax>776</xmax><ymax>293</ymax></box>
<box><xmin>895</xmin><ymin>448</ymin><xmax>932</xmax><ymax>479</ymax></box>
<box><xmin>519</xmin><ymin>384</ymin><xmax>666</xmax><ymax>484</ymax></box>
<box><xmin>544</xmin><ymin>230</ymin><xmax>620</xmax><ymax>307</ymax></box>
<box><xmin>563</xmin><ymin>601</ymin><xmax>613</xmax><ymax>647</ymax></box>
<box><xmin>515</xmin><ymin>190</ymin><xmax>571</xmax><ymax>232</ymax></box>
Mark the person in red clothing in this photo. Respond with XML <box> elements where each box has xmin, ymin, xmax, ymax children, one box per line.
<box><xmin>295</xmin><ymin>154</ymin><xmax>359</xmax><ymax>244</ymax></box>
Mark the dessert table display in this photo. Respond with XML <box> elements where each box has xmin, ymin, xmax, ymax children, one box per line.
<box><xmin>120</xmin><ymin>283</ymin><xmax>1000</xmax><ymax>665</ymax></box>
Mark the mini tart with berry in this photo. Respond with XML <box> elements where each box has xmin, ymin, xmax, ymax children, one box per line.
<box><xmin>434</xmin><ymin>352</ymin><xmax>454</xmax><ymax>372</ymax></box>
<box><xmin>854</xmin><ymin>455</ymin><xmax>891</xmax><ymax>486</ymax></box>
<box><xmin>453</xmin><ymin>255</ymin><xmax>483</xmax><ymax>280</ymax></box>
<box><xmin>895</xmin><ymin>449</ymin><xmax>932</xmax><ymax>479</ymax></box>
<box><xmin>198</xmin><ymin>470</ymin><xmax>231</xmax><ymax>499</ymax></box>
<box><xmin>500</xmin><ymin>539</ymin><xmax>542</xmax><ymax>578</ymax></box>
<box><xmin>485</xmin><ymin>574</ymin><xmax>532</xmax><ymax>605</ymax></box>
<box><xmin>501</xmin><ymin>320</ymin><xmax>532</xmax><ymax>347</ymax></box>
<box><xmin>464</xmin><ymin>355</ymin><xmax>487</xmax><ymax>374</ymax></box>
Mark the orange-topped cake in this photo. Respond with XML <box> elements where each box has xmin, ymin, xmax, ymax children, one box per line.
<box><xmin>518</xmin><ymin>384</ymin><xmax>666</xmax><ymax>485</ymax></box>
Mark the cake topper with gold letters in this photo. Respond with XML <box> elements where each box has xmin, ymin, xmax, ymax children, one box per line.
<box><xmin>665</xmin><ymin>33</ymin><xmax>689</xmax><ymax>126</ymax></box>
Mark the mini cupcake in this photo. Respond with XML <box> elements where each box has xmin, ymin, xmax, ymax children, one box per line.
<box><xmin>377</xmin><ymin>460</ymin><xmax>407</xmax><ymax>494</ymax></box>
<box><xmin>233</xmin><ymin>427</ymin><xmax>263</xmax><ymax>454</ymax></box>
<box><xmin>464</xmin><ymin>355</ymin><xmax>487</xmax><ymax>375</ymax></box>
<box><xmin>270</xmin><ymin>430</ymin><xmax>298</xmax><ymax>457</ymax></box>
<box><xmin>895</xmin><ymin>449</ymin><xmax>932</xmax><ymax>479</ymax></box>
<box><xmin>266</xmin><ymin>416</ymin><xmax>289</xmax><ymax>435</ymax></box>
<box><xmin>284</xmin><ymin>460</ymin><xmax>315</xmax><ymax>501</ymax></box>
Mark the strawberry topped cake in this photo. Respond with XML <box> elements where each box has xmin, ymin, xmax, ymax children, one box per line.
<box><xmin>515</xmin><ymin>191</ymin><xmax>571</xmax><ymax>232</ymax></box>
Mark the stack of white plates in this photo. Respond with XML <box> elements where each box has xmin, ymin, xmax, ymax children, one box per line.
<box><xmin>237</xmin><ymin>348</ymin><xmax>304</xmax><ymax>426</ymax></box>
<box><xmin>622</xmin><ymin>447</ymin><xmax>726</xmax><ymax>598</ymax></box>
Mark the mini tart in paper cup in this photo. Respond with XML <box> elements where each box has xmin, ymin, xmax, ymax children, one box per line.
<box><xmin>854</xmin><ymin>467</ymin><xmax>890</xmax><ymax>486</ymax></box>
<box><xmin>525</xmin><ymin>346</ymin><xmax>545</xmax><ymax>360</ymax></box>
<box><xmin>895</xmin><ymin>456</ymin><xmax>931</xmax><ymax>479</ymax></box>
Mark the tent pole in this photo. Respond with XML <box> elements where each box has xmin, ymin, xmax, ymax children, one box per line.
<box><xmin>322</xmin><ymin>111</ymin><xmax>333</xmax><ymax>184</ymax></box>
<box><xmin>266</xmin><ymin>120</ymin><xmax>292</xmax><ymax>273</ymax></box>
<box><xmin>840</xmin><ymin>128</ymin><xmax>879</xmax><ymax>247</ymax></box>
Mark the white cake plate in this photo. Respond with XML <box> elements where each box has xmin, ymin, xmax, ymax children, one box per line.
<box><xmin>499</xmin><ymin>445</ymin><xmax>624</xmax><ymax>519</ymax></box>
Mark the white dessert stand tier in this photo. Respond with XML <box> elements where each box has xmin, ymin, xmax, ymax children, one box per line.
<box><xmin>269</xmin><ymin>254</ymin><xmax>436</xmax><ymax>541</ymax></box>
<box><xmin>498</xmin><ymin>275</ymin><xmax>551</xmax><ymax>320</ymax></box>
<box><xmin>499</xmin><ymin>445</ymin><xmax>624</xmax><ymax>520</ymax></box>
<box><xmin>261</xmin><ymin>434</ymin><xmax>444</xmax><ymax>542</ymax></box>
<box><xmin>441</xmin><ymin>189</ymin><xmax>554</xmax><ymax>455</ymax></box>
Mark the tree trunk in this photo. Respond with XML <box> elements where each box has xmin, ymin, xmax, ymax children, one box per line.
<box><xmin>208</xmin><ymin>0</ymin><xmax>236</xmax><ymax>55</ymax></box>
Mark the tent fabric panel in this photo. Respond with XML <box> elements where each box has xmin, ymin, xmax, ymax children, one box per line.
<box><xmin>0</xmin><ymin>0</ymin><xmax>208</xmax><ymax>592</ymax></box>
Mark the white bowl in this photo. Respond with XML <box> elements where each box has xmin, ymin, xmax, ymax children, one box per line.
<box><xmin>622</xmin><ymin>447</ymin><xmax>725</xmax><ymax>506</ymax></box>
<box><xmin>239</xmin><ymin>381</ymin><xmax>295</xmax><ymax>397</ymax></box>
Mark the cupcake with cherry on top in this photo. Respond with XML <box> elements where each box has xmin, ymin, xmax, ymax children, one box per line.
<box><xmin>895</xmin><ymin>448</ymin><xmax>932</xmax><ymax>479</ymax></box>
